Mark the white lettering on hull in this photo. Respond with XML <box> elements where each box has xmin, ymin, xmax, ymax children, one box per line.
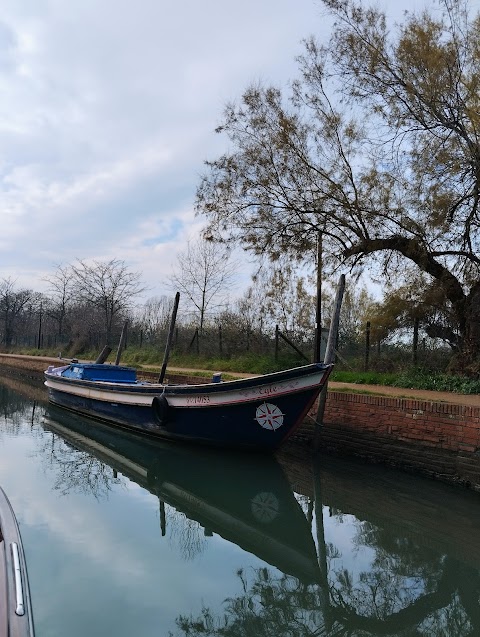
<box><xmin>186</xmin><ymin>395</ymin><xmax>211</xmax><ymax>406</ymax></box>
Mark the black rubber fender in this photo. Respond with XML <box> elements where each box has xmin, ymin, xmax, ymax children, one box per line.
<box><xmin>152</xmin><ymin>394</ymin><xmax>170</xmax><ymax>426</ymax></box>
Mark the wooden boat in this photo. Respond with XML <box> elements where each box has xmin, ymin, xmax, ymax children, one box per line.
<box><xmin>44</xmin><ymin>362</ymin><xmax>332</xmax><ymax>450</ymax></box>
<box><xmin>42</xmin><ymin>407</ymin><xmax>321</xmax><ymax>584</ymax></box>
<box><xmin>0</xmin><ymin>488</ymin><xmax>35</xmax><ymax>637</ymax></box>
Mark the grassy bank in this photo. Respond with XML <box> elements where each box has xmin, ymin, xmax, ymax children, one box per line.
<box><xmin>331</xmin><ymin>369</ymin><xmax>480</xmax><ymax>394</ymax></box>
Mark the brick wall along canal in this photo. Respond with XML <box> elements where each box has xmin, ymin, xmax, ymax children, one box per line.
<box><xmin>0</xmin><ymin>368</ymin><xmax>479</xmax><ymax>636</ymax></box>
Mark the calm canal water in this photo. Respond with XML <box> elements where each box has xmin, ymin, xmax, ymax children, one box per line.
<box><xmin>0</xmin><ymin>371</ymin><xmax>479</xmax><ymax>637</ymax></box>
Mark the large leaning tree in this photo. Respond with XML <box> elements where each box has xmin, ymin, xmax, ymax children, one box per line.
<box><xmin>196</xmin><ymin>0</ymin><xmax>480</xmax><ymax>373</ymax></box>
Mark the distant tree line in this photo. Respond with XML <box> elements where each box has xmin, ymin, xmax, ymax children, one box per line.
<box><xmin>0</xmin><ymin>247</ymin><xmax>453</xmax><ymax>373</ymax></box>
<box><xmin>0</xmin><ymin>258</ymin><xmax>146</xmax><ymax>352</ymax></box>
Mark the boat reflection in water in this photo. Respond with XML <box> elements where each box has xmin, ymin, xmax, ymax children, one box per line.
<box><xmin>41</xmin><ymin>406</ymin><xmax>320</xmax><ymax>585</ymax></box>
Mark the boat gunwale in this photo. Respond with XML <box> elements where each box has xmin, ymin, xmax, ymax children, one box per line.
<box><xmin>0</xmin><ymin>487</ymin><xmax>35</xmax><ymax>637</ymax></box>
<box><xmin>44</xmin><ymin>362</ymin><xmax>333</xmax><ymax>396</ymax></box>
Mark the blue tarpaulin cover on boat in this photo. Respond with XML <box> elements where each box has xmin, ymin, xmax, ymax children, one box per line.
<box><xmin>61</xmin><ymin>363</ymin><xmax>137</xmax><ymax>383</ymax></box>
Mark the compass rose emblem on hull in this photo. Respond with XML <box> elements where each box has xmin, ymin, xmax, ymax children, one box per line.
<box><xmin>251</xmin><ymin>492</ymin><xmax>280</xmax><ymax>522</ymax></box>
<box><xmin>255</xmin><ymin>402</ymin><xmax>285</xmax><ymax>430</ymax></box>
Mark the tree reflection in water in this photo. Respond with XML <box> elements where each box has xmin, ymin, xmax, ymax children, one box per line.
<box><xmin>170</xmin><ymin>455</ymin><xmax>480</xmax><ymax>637</ymax></box>
<box><xmin>167</xmin><ymin>509</ymin><xmax>208</xmax><ymax>562</ymax></box>
<box><xmin>171</xmin><ymin>540</ymin><xmax>479</xmax><ymax>637</ymax></box>
<box><xmin>39</xmin><ymin>430</ymin><xmax>126</xmax><ymax>499</ymax></box>
<box><xmin>173</xmin><ymin>567</ymin><xmax>326</xmax><ymax>636</ymax></box>
<box><xmin>0</xmin><ymin>385</ymin><xmax>37</xmax><ymax>435</ymax></box>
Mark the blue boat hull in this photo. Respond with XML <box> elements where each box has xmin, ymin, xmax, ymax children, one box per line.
<box><xmin>44</xmin><ymin>363</ymin><xmax>332</xmax><ymax>450</ymax></box>
<box><xmin>46</xmin><ymin>385</ymin><xmax>319</xmax><ymax>449</ymax></box>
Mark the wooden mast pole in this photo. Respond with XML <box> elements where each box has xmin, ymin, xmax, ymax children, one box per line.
<box><xmin>114</xmin><ymin>320</ymin><xmax>128</xmax><ymax>365</ymax></box>
<box><xmin>314</xmin><ymin>274</ymin><xmax>345</xmax><ymax>451</ymax></box>
<box><xmin>158</xmin><ymin>292</ymin><xmax>180</xmax><ymax>384</ymax></box>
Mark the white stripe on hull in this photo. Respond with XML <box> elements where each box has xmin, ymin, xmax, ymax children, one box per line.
<box><xmin>44</xmin><ymin>369</ymin><xmax>327</xmax><ymax>409</ymax></box>
<box><xmin>45</xmin><ymin>378</ymin><xmax>155</xmax><ymax>406</ymax></box>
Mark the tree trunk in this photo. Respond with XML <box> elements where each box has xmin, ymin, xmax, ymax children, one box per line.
<box><xmin>461</xmin><ymin>283</ymin><xmax>480</xmax><ymax>373</ymax></box>
<box><xmin>449</xmin><ymin>282</ymin><xmax>480</xmax><ymax>374</ymax></box>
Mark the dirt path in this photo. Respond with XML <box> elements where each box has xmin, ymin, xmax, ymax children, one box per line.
<box><xmin>0</xmin><ymin>353</ymin><xmax>478</xmax><ymax>407</ymax></box>
<box><xmin>327</xmin><ymin>381</ymin><xmax>480</xmax><ymax>407</ymax></box>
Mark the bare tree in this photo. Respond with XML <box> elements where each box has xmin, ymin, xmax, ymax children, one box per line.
<box><xmin>43</xmin><ymin>263</ymin><xmax>75</xmax><ymax>340</ymax></box>
<box><xmin>70</xmin><ymin>258</ymin><xmax>146</xmax><ymax>344</ymax></box>
<box><xmin>138</xmin><ymin>295</ymin><xmax>174</xmax><ymax>343</ymax></box>
<box><xmin>169</xmin><ymin>238</ymin><xmax>237</xmax><ymax>332</ymax></box>
<box><xmin>0</xmin><ymin>278</ymin><xmax>36</xmax><ymax>347</ymax></box>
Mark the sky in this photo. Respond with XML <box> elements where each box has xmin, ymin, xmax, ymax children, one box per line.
<box><xmin>0</xmin><ymin>0</ymin><xmax>452</xmax><ymax>304</ymax></box>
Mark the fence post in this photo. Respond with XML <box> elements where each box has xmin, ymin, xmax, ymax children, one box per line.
<box><xmin>413</xmin><ymin>317</ymin><xmax>419</xmax><ymax>365</ymax></box>
<box><xmin>364</xmin><ymin>321</ymin><xmax>371</xmax><ymax>371</ymax></box>
<box><xmin>37</xmin><ymin>303</ymin><xmax>43</xmax><ymax>349</ymax></box>
<box><xmin>275</xmin><ymin>325</ymin><xmax>279</xmax><ymax>361</ymax></box>
<box><xmin>313</xmin><ymin>230</ymin><xmax>323</xmax><ymax>362</ymax></box>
